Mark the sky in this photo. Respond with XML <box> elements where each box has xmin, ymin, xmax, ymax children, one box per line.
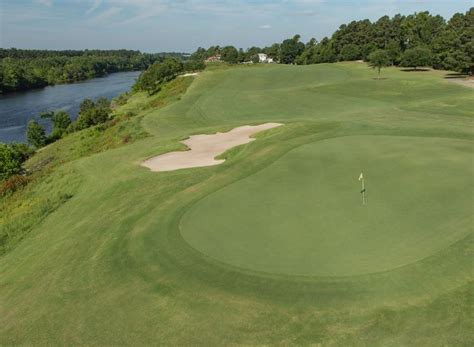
<box><xmin>1</xmin><ymin>0</ymin><xmax>472</xmax><ymax>52</ymax></box>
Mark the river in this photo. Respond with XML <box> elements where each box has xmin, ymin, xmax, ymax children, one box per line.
<box><xmin>0</xmin><ymin>71</ymin><xmax>141</xmax><ymax>143</ymax></box>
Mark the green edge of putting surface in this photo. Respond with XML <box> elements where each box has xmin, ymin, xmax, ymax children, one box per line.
<box><xmin>180</xmin><ymin>135</ymin><xmax>473</xmax><ymax>277</ymax></box>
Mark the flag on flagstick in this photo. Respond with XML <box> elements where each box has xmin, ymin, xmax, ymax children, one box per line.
<box><xmin>359</xmin><ymin>172</ymin><xmax>366</xmax><ymax>204</ymax></box>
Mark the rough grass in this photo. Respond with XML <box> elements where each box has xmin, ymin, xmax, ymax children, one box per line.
<box><xmin>0</xmin><ymin>77</ymin><xmax>193</xmax><ymax>256</ymax></box>
<box><xmin>0</xmin><ymin>63</ymin><xmax>473</xmax><ymax>345</ymax></box>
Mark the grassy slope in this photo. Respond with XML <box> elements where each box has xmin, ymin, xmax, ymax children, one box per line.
<box><xmin>0</xmin><ymin>77</ymin><xmax>193</xmax><ymax>255</ymax></box>
<box><xmin>0</xmin><ymin>63</ymin><xmax>473</xmax><ymax>345</ymax></box>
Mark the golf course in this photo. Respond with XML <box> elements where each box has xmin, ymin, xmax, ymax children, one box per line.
<box><xmin>1</xmin><ymin>62</ymin><xmax>473</xmax><ymax>345</ymax></box>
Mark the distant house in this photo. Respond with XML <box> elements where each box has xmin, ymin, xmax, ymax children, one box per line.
<box><xmin>205</xmin><ymin>55</ymin><xmax>222</xmax><ymax>63</ymax></box>
<box><xmin>258</xmin><ymin>53</ymin><xmax>274</xmax><ymax>63</ymax></box>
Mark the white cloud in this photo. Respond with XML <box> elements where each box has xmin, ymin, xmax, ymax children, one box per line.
<box><xmin>86</xmin><ymin>0</ymin><xmax>102</xmax><ymax>14</ymax></box>
<box><xmin>98</xmin><ymin>0</ymin><xmax>169</xmax><ymax>24</ymax></box>
<box><xmin>119</xmin><ymin>4</ymin><xmax>168</xmax><ymax>24</ymax></box>
<box><xmin>259</xmin><ymin>24</ymin><xmax>272</xmax><ymax>30</ymax></box>
<box><xmin>92</xmin><ymin>6</ymin><xmax>122</xmax><ymax>22</ymax></box>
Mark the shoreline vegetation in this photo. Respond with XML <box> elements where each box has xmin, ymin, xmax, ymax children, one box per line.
<box><xmin>0</xmin><ymin>49</ymin><xmax>188</xmax><ymax>94</ymax></box>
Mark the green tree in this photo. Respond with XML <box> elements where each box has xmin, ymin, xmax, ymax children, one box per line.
<box><xmin>401</xmin><ymin>47</ymin><xmax>432</xmax><ymax>70</ymax></box>
<box><xmin>52</xmin><ymin>111</ymin><xmax>72</xmax><ymax>131</ymax></box>
<box><xmin>135</xmin><ymin>58</ymin><xmax>184</xmax><ymax>95</ymax></box>
<box><xmin>296</xmin><ymin>39</ymin><xmax>319</xmax><ymax>65</ymax></box>
<box><xmin>40</xmin><ymin>110</ymin><xmax>72</xmax><ymax>140</ymax></box>
<box><xmin>221</xmin><ymin>46</ymin><xmax>239</xmax><ymax>64</ymax></box>
<box><xmin>26</xmin><ymin>120</ymin><xmax>47</xmax><ymax>148</ymax></box>
<box><xmin>75</xmin><ymin>99</ymin><xmax>96</xmax><ymax>130</ymax></box>
<box><xmin>75</xmin><ymin>98</ymin><xmax>111</xmax><ymax>130</ymax></box>
<box><xmin>262</xmin><ymin>44</ymin><xmax>280</xmax><ymax>60</ymax></box>
<box><xmin>432</xmin><ymin>8</ymin><xmax>473</xmax><ymax>74</ymax></box>
<box><xmin>368</xmin><ymin>49</ymin><xmax>391</xmax><ymax>78</ymax></box>
<box><xmin>315</xmin><ymin>38</ymin><xmax>337</xmax><ymax>63</ymax></box>
<box><xmin>279</xmin><ymin>35</ymin><xmax>305</xmax><ymax>64</ymax></box>
<box><xmin>190</xmin><ymin>47</ymin><xmax>207</xmax><ymax>61</ymax></box>
<box><xmin>385</xmin><ymin>41</ymin><xmax>402</xmax><ymax>65</ymax></box>
<box><xmin>0</xmin><ymin>144</ymin><xmax>24</xmax><ymax>181</ymax></box>
<box><xmin>339</xmin><ymin>44</ymin><xmax>361</xmax><ymax>61</ymax></box>
<box><xmin>244</xmin><ymin>46</ymin><xmax>262</xmax><ymax>62</ymax></box>
<box><xmin>184</xmin><ymin>59</ymin><xmax>205</xmax><ymax>72</ymax></box>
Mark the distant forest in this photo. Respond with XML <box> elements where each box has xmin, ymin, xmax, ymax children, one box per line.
<box><xmin>191</xmin><ymin>8</ymin><xmax>473</xmax><ymax>74</ymax></box>
<box><xmin>1</xmin><ymin>8</ymin><xmax>471</xmax><ymax>95</ymax></box>
<box><xmin>0</xmin><ymin>49</ymin><xmax>188</xmax><ymax>93</ymax></box>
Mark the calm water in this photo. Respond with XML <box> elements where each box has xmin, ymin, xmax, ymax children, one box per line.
<box><xmin>0</xmin><ymin>71</ymin><xmax>141</xmax><ymax>143</ymax></box>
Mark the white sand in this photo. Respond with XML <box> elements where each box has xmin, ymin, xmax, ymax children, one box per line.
<box><xmin>142</xmin><ymin>123</ymin><xmax>282</xmax><ymax>172</ymax></box>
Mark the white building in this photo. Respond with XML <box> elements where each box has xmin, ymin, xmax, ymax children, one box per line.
<box><xmin>258</xmin><ymin>53</ymin><xmax>274</xmax><ymax>63</ymax></box>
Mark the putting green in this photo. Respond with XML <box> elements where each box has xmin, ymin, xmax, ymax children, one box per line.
<box><xmin>180</xmin><ymin>135</ymin><xmax>473</xmax><ymax>276</ymax></box>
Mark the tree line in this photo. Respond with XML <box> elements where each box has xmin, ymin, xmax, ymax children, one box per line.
<box><xmin>0</xmin><ymin>49</ymin><xmax>189</xmax><ymax>94</ymax></box>
<box><xmin>191</xmin><ymin>8</ymin><xmax>473</xmax><ymax>74</ymax></box>
<box><xmin>133</xmin><ymin>57</ymin><xmax>205</xmax><ymax>95</ymax></box>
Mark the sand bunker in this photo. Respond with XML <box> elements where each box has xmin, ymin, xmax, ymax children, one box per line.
<box><xmin>142</xmin><ymin>123</ymin><xmax>282</xmax><ymax>172</ymax></box>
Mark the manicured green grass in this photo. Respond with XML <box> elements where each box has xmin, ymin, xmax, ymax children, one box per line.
<box><xmin>181</xmin><ymin>135</ymin><xmax>473</xmax><ymax>276</ymax></box>
<box><xmin>1</xmin><ymin>63</ymin><xmax>473</xmax><ymax>345</ymax></box>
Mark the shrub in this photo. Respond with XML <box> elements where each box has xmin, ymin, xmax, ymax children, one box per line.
<box><xmin>26</xmin><ymin>120</ymin><xmax>47</xmax><ymax>148</ymax></box>
<box><xmin>401</xmin><ymin>47</ymin><xmax>432</xmax><ymax>70</ymax></box>
<box><xmin>75</xmin><ymin>97</ymin><xmax>111</xmax><ymax>130</ymax></box>
<box><xmin>113</xmin><ymin>92</ymin><xmax>130</xmax><ymax>106</ymax></box>
<box><xmin>0</xmin><ymin>175</ymin><xmax>29</xmax><ymax>196</ymax></box>
<box><xmin>0</xmin><ymin>143</ymin><xmax>30</xmax><ymax>181</ymax></box>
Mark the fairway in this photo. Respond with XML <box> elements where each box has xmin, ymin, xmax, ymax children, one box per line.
<box><xmin>181</xmin><ymin>135</ymin><xmax>473</xmax><ymax>276</ymax></box>
<box><xmin>2</xmin><ymin>62</ymin><xmax>473</xmax><ymax>345</ymax></box>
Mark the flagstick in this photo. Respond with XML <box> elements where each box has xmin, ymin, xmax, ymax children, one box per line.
<box><xmin>361</xmin><ymin>178</ymin><xmax>365</xmax><ymax>205</ymax></box>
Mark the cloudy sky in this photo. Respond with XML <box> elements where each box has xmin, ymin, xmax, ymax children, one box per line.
<box><xmin>1</xmin><ymin>0</ymin><xmax>472</xmax><ymax>52</ymax></box>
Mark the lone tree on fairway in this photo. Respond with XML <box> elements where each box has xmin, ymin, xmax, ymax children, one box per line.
<box><xmin>368</xmin><ymin>49</ymin><xmax>390</xmax><ymax>79</ymax></box>
<box><xmin>401</xmin><ymin>47</ymin><xmax>432</xmax><ymax>70</ymax></box>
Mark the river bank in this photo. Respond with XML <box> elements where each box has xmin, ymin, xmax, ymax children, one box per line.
<box><xmin>0</xmin><ymin>71</ymin><xmax>140</xmax><ymax>143</ymax></box>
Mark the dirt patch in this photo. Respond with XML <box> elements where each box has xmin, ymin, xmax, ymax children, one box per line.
<box><xmin>447</xmin><ymin>77</ymin><xmax>474</xmax><ymax>89</ymax></box>
<box><xmin>142</xmin><ymin>123</ymin><xmax>283</xmax><ymax>172</ymax></box>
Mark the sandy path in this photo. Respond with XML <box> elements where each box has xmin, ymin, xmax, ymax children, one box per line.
<box><xmin>180</xmin><ymin>72</ymin><xmax>199</xmax><ymax>77</ymax></box>
<box><xmin>142</xmin><ymin>123</ymin><xmax>282</xmax><ymax>172</ymax></box>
